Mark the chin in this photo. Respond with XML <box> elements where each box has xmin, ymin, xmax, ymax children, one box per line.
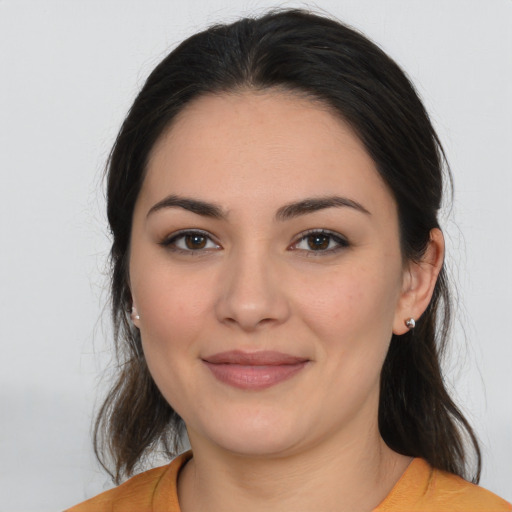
<box><xmin>216</xmin><ymin>431</ymin><xmax>300</xmax><ymax>458</ymax></box>
<box><xmin>191</xmin><ymin>407</ymin><xmax>307</xmax><ymax>458</ymax></box>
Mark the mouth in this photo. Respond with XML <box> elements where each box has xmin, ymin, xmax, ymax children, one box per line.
<box><xmin>201</xmin><ymin>350</ymin><xmax>309</xmax><ymax>390</ymax></box>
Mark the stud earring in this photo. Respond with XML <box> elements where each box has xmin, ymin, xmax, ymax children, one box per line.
<box><xmin>405</xmin><ymin>317</ymin><xmax>415</xmax><ymax>329</ymax></box>
<box><xmin>131</xmin><ymin>306</ymin><xmax>140</xmax><ymax>322</ymax></box>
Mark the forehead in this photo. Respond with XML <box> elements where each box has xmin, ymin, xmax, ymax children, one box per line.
<box><xmin>141</xmin><ymin>90</ymin><xmax>395</xmax><ymax>216</ymax></box>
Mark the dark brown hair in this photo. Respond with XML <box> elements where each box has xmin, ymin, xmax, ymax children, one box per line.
<box><xmin>94</xmin><ymin>8</ymin><xmax>481</xmax><ymax>484</ymax></box>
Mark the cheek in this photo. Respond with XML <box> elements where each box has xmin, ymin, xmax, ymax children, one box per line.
<box><xmin>294</xmin><ymin>259</ymin><xmax>402</xmax><ymax>356</ymax></box>
<box><xmin>135</xmin><ymin>267</ymin><xmax>215</xmax><ymax>349</ymax></box>
<box><xmin>132</xmin><ymin>266</ymin><xmax>219</xmax><ymax>417</ymax></box>
<box><xmin>129</xmin><ymin>255</ymin><xmax>219</xmax><ymax>401</ymax></box>
<box><xmin>293</xmin><ymin>262</ymin><xmax>403</xmax><ymax>418</ymax></box>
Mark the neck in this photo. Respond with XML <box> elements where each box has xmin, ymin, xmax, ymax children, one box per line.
<box><xmin>178</xmin><ymin>419</ymin><xmax>411</xmax><ymax>512</ymax></box>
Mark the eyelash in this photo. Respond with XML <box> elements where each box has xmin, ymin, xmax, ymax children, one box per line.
<box><xmin>290</xmin><ymin>229</ymin><xmax>349</xmax><ymax>256</ymax></box>
<box><xmin>159</xmin><ymin>229</ymin><xmax>349</xmax><ymax>256</ymax></box>
<box><xmin>160</xmin><ymin>229</ymin><xmax>221</xmax><ymax>255</ymax></box>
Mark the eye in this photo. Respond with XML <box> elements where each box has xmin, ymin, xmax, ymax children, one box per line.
<box><xmin>160</xmin><ymin>230</ymin><xmax>221</xmax><ymax>253</ymax></box>
<box><xmin>291</xmin><ymin>229</ymin><xmax>349</xmax><ymax>254</ymax></box>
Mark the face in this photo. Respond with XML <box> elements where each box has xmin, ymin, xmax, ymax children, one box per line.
<box><xmin>129</xmin><ymin>91</ymin><xmax>412</xmax><ymax>457</ymax></box>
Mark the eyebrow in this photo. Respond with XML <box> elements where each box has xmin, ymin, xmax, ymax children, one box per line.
<box><xmin>275</xmin><ymin>196</ymin><xmax>371</xmax><ymax>221</ymax></box>
<box><xmin>147</xmin><ymin>195</ymin><xmax>227</xmax><ymax>219</ymax></box>
<box><xmin>146</xmin><ymin>194</ymin><xmax>370</xmax><ymax>220</ymax></box>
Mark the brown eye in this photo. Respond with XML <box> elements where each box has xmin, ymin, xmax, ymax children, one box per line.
<box><xmin>292</xmin><ymin>230</ymin><xmax>349</xmax><ymax>254</ymax></box>
<box><xmin>185</xmin><ymin>233</ymin><xmax>207</xmax><ymax>250</ymax></box>
<box><xmin>161</xmin><ymin>230</ymin><xmax>220</xmax><ymax>253</ymax></box>
<box><xmin>307</xmin><ymin>233</ymin><xmax>330</xmax><ymax>250</ymax></box>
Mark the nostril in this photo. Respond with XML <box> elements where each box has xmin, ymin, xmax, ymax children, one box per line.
<box><xmin>214</xmin><ymin>262</ymin><xmax>291</xmax><ymax>330</ymax></box>
<box><xmin>221</xmin><ymin>316</ymin><xmax>275</xmax><ymax>329</ymax></box>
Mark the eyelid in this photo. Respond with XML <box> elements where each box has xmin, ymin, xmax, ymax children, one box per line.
<box><xmin>289</xmin><ymin>228</ymin><xmax>349</xmax><ymax>254</ymax></box>
<box><xmin>159</xmin><ymin>229</ymin><xmax>221</xmax><ymax>252</ymax></box>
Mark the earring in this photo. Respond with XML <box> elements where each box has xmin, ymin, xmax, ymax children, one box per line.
<box><xmin>131</xmin><ymin>306</ymin><xmax>140</xmax><ymax>322</ymax></box>
<box><xmin>405</xmin><ymin>317</ymin><xmax>415</xmax><ymax>329</ymax></box>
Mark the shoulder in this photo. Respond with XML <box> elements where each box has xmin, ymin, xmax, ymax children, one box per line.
<box><xmin>376</xmin><ymin>458</ymin><xmax>511</xmax><ymax>512</ymax></box>
<box><xmin>64</xmin><ymin>465</ymin><xmax>169</xmax><ymax>512</ymax></box>
<box><xmin>427</xmin><ymin>467</ymin><xmax>511</xmax><ymax>512</ymax></box>
<box><xmin>64</xmin><ymin>452</ymin><xmax>191</xmax><ymax>512</ymax></box>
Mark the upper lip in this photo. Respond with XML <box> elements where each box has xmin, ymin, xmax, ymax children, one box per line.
<box><xmin>202</xmin><ymin>350</ymin><xmax>309</xmax><ymax>366</ymax></box>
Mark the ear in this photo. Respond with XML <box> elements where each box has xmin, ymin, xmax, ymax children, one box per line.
<box><xmin>393</xmin><ymin>228</ymin><xmax>445</xmax><ymax>335</ymax></box>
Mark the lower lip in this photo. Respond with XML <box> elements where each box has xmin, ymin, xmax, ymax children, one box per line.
<box><xmin>203</xmin><ymin>361</ymin><xmax>308</xmax><ymax>390</ymax></box>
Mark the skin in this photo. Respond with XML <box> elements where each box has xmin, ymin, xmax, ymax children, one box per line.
<box><xmin>129</xmin><ymin>91</ymin><xmax>444</xmax><ymax>512</ymax></box>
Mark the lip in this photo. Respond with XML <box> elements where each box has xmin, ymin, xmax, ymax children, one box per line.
<box><xmin>202</xmin><ymin>350</ymin><xmax>309</xmax><ymax>390</ymax></box>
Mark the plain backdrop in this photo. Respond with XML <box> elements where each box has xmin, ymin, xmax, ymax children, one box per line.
<box><xmin>0</xmin><ymin>1</ymin><xmax>511</xmax><ymax>510</ymax></box>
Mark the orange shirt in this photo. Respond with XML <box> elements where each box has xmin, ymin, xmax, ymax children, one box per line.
<box><xmin>66</xmin><ymin>452</ymin><xmax>511</xmax><ymax>511</ymax></box>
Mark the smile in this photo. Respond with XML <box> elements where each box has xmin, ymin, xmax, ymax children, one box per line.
<box><xmin>202</xmin><ymin>350</ymin><xmax>309</xmax><ymax>390</ymax></box>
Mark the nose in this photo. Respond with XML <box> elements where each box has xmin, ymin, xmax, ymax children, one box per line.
<box><xmin>214</xmin><ymin>247</ymin><xmax>291</xmax><ymax>331</ymax></box>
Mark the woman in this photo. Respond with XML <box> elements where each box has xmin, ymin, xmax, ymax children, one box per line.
<box><xmin>67</xmin><ymin>8</ymin><xmax>510</xmax><ymax>511</ymax></box>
